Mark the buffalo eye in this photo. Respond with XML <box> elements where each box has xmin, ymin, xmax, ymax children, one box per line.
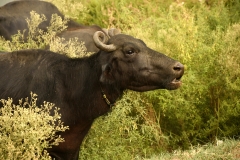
<box><xmin>123</xmin><ymin>43</ymin><xmax>138</xmax><ymax>56</ymax></box>
<box><xmin>125</xmin><ymin>49</ymin><xmax>135</xmax><ymax>55</ymax></box>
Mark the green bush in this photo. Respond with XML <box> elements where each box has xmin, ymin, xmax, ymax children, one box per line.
<box><xmin>46</xmin><ymin>0</ymin><xmax>88</xmax><ymax>22</ymax></box>
<box><xmin>80</xmin><ymin>91</ymin><xmax>165</xmax><ymax>159</ymax></box>
<box><xmin>75</xmin><ymin>0</ymin><xmax>240</xmax><ymax>154</ymax></box>
<box><xmin>0</xmin><ymin>93</ymin><xmax>68</xmax><ymax>159</ymax></box>
<box><xmin>142</xmin><ymin>0</ymin><xmax>240</xmax><ymax>149</ymax></box>
<box><xmin>0</xmin><ymin>11</ymin><xmax>88</xmax><ymax>58</ymax></box>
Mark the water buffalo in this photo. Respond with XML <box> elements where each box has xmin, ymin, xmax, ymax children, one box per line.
<box><xmin>0</xmin><ymin>31</ymin><xmax>184</xmax><ymax>159</ymax></box>
<box><xmin>0</xmin><ymin>0</ymin><xmax>82</xmax><ymax>41</ymax></box>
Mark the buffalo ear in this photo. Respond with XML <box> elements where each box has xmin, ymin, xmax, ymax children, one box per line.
<box><xmin>100</xmin><ymin>64</ymin><xmax>114</xmax><ymax>83</ymax></box>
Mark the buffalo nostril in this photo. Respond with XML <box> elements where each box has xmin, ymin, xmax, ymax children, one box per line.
<box><xmin>173</xmin><ymin>62</ymin><xmax>184</xmax><ymax>72</ymax></box>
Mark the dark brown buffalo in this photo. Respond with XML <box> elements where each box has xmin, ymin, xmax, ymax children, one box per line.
<box><xmin>0</xmin><ymin>31</ymin><xmax>184</xmax><ymax>159</ymax></box>
<box><xmin>0</xmin><ymin>0</ymin><xmax>82</xmax><ymax>41</ymax></box>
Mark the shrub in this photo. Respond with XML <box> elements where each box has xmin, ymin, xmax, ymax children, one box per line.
<box><xmin>80</xmin><ymin>91</ymin><xmax>165</xmax><ymax>159</ymax></box>
<box><xmin>142</xmin><ymin>0</ymin><xmax>240</xmax><ymax>149</ymax></box>
<box><xmin>0</xmin><ymin>93</ymin><xmax>68</xmax><ymax>159</ymax></box>
<box><xmin>0</xmin><ymin>11</ymin><xmax>88</xmax><ymax>58</ymax></box>
<box><xmin>76</xmin><ymin>0</ymin><xmax>240</xmax><ymax>153</ymax></box>
<box><xmin>46</xmin><ymin>0</ymin><xmax>88</xmax><ymax>22</ymax></box>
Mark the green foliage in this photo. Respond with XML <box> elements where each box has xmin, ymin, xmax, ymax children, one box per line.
<box><xmin>142</xmin><ymin>0</ymin><xmax>240</xmax><ymax>149</ymax></box>
<box><xmin>76</xmin><ymin>0</ymin><xmax>172</xmax><ymax>29</ymax></box>
<box><xmin>0</xmin><ymin>11</ymin><xmax>88</xmax><ymax>58</ymax></box>
<box><xmin>75</xmin><ymin>0</ymin><xmax>240</xmax><ymax>155</ymax></box>
<box><xmin>0</xmin><ymin>93</ymin><xmax>68</xmax><ymax>159</ymax></box>
<box><xmin>46</xmin><ymin>0</ymin><xmax>88</xmax><ymax>22</ymax></box>
<box><xmin>80</xmin><ymin>91</ymin><xmax>165</xmax><ymax>159</ymax></box>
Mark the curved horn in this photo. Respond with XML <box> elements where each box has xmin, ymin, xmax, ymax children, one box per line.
<box><xmin>93</xmin><ymin>31</ymin><xmax>117</xmax><ymax>52</ymax></box>
<box><xmin>102</xmin><ymin>28</ymin><xmax>110</xmax><ymax>39</ymax></box>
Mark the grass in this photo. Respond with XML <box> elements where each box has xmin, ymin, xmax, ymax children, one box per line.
<box><xmin>147</xmin><ymin>139</ymin><xmax>240</xmax><ymax>160</ymax></box>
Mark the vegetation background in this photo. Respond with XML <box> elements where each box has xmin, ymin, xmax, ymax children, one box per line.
<box><xmin>71</xmin><ymin>0</ymin><xmax>240</xmax><ymax>159</ymax></box>
<box><xmin>0</xmin><ymin>0</ymin><xmax>240</xmax><ymax>159</ymax></box>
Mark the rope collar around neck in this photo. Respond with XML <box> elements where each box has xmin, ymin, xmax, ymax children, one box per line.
<box><xmin>101</xmin><ymin>87</ymin><xmax>115</xmax><ymax>108</ymax></box>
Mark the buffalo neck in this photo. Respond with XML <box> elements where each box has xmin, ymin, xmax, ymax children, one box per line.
<box><xmin>88</xmin><ymin>52</ymin><xmax>124</xmax><ymax>115</ymax></box>
<box><xmin>63</xmin><ymin>53</ymin><xmax>123</xmax><ymax>122</ymax></box>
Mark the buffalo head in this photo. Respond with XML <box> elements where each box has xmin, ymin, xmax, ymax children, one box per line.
<box><xmin>94</xmin><ymin>31</ymin><xmax>184</xmax><ymax>91</ymax></box>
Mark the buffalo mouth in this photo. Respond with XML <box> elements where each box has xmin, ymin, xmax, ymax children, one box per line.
<box><xmin>127</xmin><ymin>73</ymin><xmax>183</xmax><ymax>92</ymax></box>
<box><xmin>128</xmin><ymin>79</ymin><xmax>182</xmax><ymax>92</ymax></box>
<box><xmin>167</xmin><ymin>75</ymin><xmax>183</xmax><ymax>90</ymax></box>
